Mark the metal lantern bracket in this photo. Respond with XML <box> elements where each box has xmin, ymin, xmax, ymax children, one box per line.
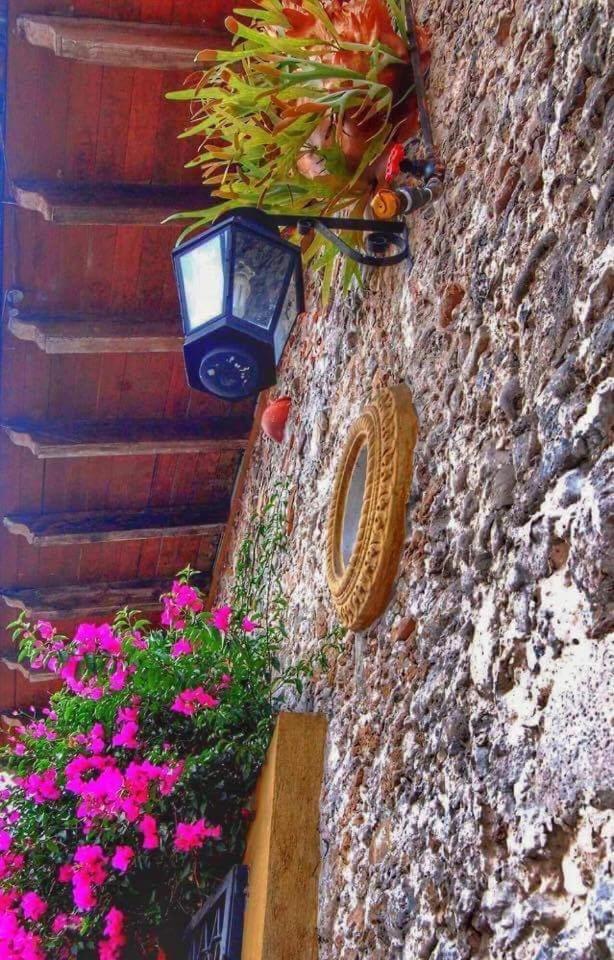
<box><xmin>270</xmin><ymin>213</ymin><xmax>410</xmax><ymax>267</ymax></box>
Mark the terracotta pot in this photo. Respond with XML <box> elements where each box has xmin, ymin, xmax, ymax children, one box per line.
<box><xmin>261</xmin><ymin>396</ymin><xmax>292</xmax><ymax>442</ymax></box>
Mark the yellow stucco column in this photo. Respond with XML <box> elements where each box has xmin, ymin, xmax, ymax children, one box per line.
<box><xmin>241</xmin><ymin>712</ymin><xmax>327</xmax><ymax>960</ymax></box>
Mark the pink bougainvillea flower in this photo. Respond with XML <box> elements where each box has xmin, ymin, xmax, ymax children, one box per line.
<box><xmin>51</xmin><ymin>913</ymin><xmax>80</xmax><ymax>934</ymax></box>
<box><xmin>112</xmin><ymin>720</ymin><xmax>139</xmax><ymax>750</ymax></box>
<box><xmin>97</xmin><ymin>624</ymin><xmax>122</xmax><ymax>657</ymax></box>
<box><xmin>58</xmin><ymin>864</ymin><xmax>73</xmax><ymax>883</ymax></box>
<box><xmin>211</xmin><ymin>605</ymin><xmax>232</xmax><ymax>632</ymax></box>
<box><xmin>71</xmin><ymin>845</ymin><xmax>107</xmax><ymax>912</ymax></box>
<box><xmin>99</xmin><ymin>942</ymin><xmax>122</xmax><ymax>960</ymax></box>
<box><xmin>111</xmin><ymin>846</ymin><xmax>135</xmax><ymax>873</ymax></box>
<box><xmin>35</xmin><ymin>620</ymin><xmax>56</xmax><ymax>640</ymax></box>
<box><xmin>0</xmin><ymin>828</ymin><xmax>12</xmax><ymax>852</ymax></box>
<box><xmin>108</xmin><ymin>663</ymin><xmax>128</xmax><ymax>692</ymax></box>
<box><xmin>171</xmin><ymin>687</ymin><xmax>219</xmax><ymax>716</ymax></box>
<box><xmin>157</xmin><ymin>761</ymin><xmax>184</xmax><ymax>797</ymax></box>
<box><xmin>161</xmin><ymin>581</ymin><xmax>203</xmax><ymax>630</ymax></box>
<box><xmin>51</xmin><ymin>914</ymin><xmax>69</xmax><ymax>934</ymax></box>
<box><xmin>72</xmin><ymin>877</ymin><xmax>97</xmax><ymax>912</ymax></box>
<box><xmin>111</xmin><ymin>704</ymin><xmax>140</xmax><ymax>751</ymax></box>
<box><xmin>174</xmin><ymin>819</ymin><xmax>222</xmax><ymax>852</ymax></box>
<box><xmin>86</xmin><ymin>723</ymin><xmax>106</xmax><ymax>755</ymax></box>
<box><xmin>161</xmin><ymin>603</ymin><xmax>185</xmax><ymax>630</ymax></box>
<box><xmin>21</xmin><ymin>891</ymin><xmax>48</xmax><ymax>921</ymax></box>
<box><xmin>117</xmin><ymin>705</ymin><xmax>139</xmax><ymax>725</ymax></box>
<box><xmin>73</xmin><ymin>877</ymin><xmax>97</xmax><ymax>912</ymax></box>
<box><xmin>73</xmin><ymin>622</ymin><xmax>121</xmax><ymax>657</ymax></box>
<box><xmin>98</xmin><ymin>906</ymin><xmax>126</xmax><ymax>960</ymax></box>
<box><xmin>171</xmin><ymin>581</ymin><xmax>203</xmax><ymax>612</ymax></box>
<box><xmin>104</xmin><ymin>907</ymin><xmax>125</xmax><ymax>940</ymax></box>
<box><xmin>137</xmin><ymin>815</ymin><xmax>159</xmax><ymax>850</ymax></box>
<box><xmin>0</xmin><ymin>888</ymin><xmax>18</xmax><ymax>910</ymax></box>
<box><xmin>73</xmin><ymin>844</ymin><xmax>107</xmax><ymax>872</ymax></box>
<box><xmin>73</xmin><ymin>623</ymin><xmax>99</xmax><ymax>655</ymax></box>
<box><xmin>0</xmin><ymin>910</ymin><xmax>46</xmax><ymax>960</ymax></box>
<box><xmin>195</xmin><ymin>689</ymin><xmax>220</xmax><ymax>709</ymax></box>
<box><xmin>170</xmin><ymin>638</ymin><xmax>193</xmax><ymax>657</ymax></box>
<box><xmin>131</xmin><ymin>631</ymin><xmax>148</xmax><ymax>650</ymax></box>
<box><xmin>25</xmin><ymin>719</ymin><xmax>57</xmax><ymax>742</ymax></box>
<box><xmin>241</xmin><ymin>617</ymin><xmax>259</xmax><ymax>633</ymax></box>
<box><xmin>170</xmin><ymin>692</ymin><xmax>195</xmax><ymax>716</ymax></box>
<box><xmin>22</xmin><ymin>769</ymin><xmax>61</xmax><ymax>804</ymax></box>
<box><xmin>0</xmin><ymin>851</ymin><xmax>25</xmax><ymax>880</ymax></box>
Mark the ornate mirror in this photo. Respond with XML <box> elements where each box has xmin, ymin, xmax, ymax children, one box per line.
<box><xmin>326</xmin><ymin>385</ymin><xmax>418</xmax><ymax>630</ymax></box>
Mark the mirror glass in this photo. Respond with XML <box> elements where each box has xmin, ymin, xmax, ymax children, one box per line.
<box><xmin>341</xmin><ymin>445</ymin><xmax>368</xmax><ymax>567</ymax></box>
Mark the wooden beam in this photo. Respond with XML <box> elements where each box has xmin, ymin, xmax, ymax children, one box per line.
<box><xmin>8</xmin><ymin>309</ymin><xmax>183</xmax><ymax>354</ymax></box>
<box><xmin>0</xmin><ymin>576</ymin><xmax>210</xmax><ymax>620</ymax></box>
<box><xmin>0</xmin><ymin>655</ymin><xmax>55</xmax><ymax>683</ymax></box>
<box><xmin>4</xmin><ymin>504</ymin><xmax>229</xmax><ymax>546</ymax></box>
<box><xmin>1</xmin><ymin>417</ymin><xmax>251</xmax><ymax>458</ymax></box>
<box><xmin>13</xmin><ymin>181</ymin><xmax>212</xmax><ymax>226</ymax></box>
<box><xmin>17</xmin><ymin>14</ymin><xmax>230</xmax><ymax>70</ymax></box>
<box><xmin>0</xmin><ymin>713</ymin><xmax>24</xmax><ymax>731</ymax></box>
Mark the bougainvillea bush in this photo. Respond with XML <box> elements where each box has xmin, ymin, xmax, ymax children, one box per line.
<box><xmin>0</xmin><ymin>488</ymin><xmax>331</xmax><ymax>960</ymax></box>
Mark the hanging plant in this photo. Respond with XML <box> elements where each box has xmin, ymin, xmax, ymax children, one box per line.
<box><xmin>0</xmin><ymin>485</ymin><xmax>339</xmax><ymax>960</ymax></box>
<box><xmin>167</xmin><ymin>0</ymin><xmax>430</xmax><ymax>300</ymax></box>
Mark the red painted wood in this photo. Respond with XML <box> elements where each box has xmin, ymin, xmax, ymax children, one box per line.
<box><xmin>111</xmin><ymin>228</ymin><xmax>145</xmax><ymax>315</ymax></box>
<box><xmin>141</xmin><ymin>0</ymin><xmax>174</xmax><ymax>25</ymax></box>
<box><xmin>124</xmin><ymin>71</ymin><xmax>165</xmax><ymax>182</ymax></box>
<box><xmin>64</xmin><ymin>62</ymin><xmax>104</xmax><ymax>179</ymax></box>
<box><xmin>96</xmin><ymin>68</ymin><xmax>136</xmax><ymax>180</ymax></box>
<box><xmin>1</xmin><ymin>0</ymin><xmax>253</xmax><ymax>715</ymax></box>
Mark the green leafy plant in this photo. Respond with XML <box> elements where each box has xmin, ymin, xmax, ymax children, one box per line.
<box><xmin>167</xmin><ymin>0</ymin><xmax>427</xmax><ymax>301</ymax></box>
<box><xmin>0</xmin><ymin>484</ymin><xmax>337</xmax><ymax>960</ymax></box>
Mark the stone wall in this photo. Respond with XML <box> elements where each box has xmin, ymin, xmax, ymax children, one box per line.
<box><xmin>217</xmin><ymin>0</ymin><xmax>613</xmax><ymax>957</ymax></box>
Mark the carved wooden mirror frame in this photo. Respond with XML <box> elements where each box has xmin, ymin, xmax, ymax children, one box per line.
<box><xmin>326</xmin><ymin>385</ymin><xmax>418</xmax><ymax>630</ymax></box>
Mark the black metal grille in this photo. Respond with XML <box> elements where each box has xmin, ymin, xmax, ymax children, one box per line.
<box><xmin>185</xmin><ymin>866</ymin><xmax>248</xmax><ymax>960</ymax></box>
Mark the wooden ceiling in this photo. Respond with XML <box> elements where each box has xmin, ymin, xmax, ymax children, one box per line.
<box><xmin>0</xmin><ymin>0</ymin><xmax>251</xmax><ymax>715</ymax></box>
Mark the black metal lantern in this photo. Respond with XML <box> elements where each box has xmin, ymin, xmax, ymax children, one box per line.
<box><xmin>173</xmin><ymin>209</ymin><xmax>416</xmax><ymax>401</ymax></box>
<box><xmin>173</xmin><ymin>211</ymin><xmax>305</xmax><ymax>401</ymax></box>
<box><xmin>172</xmin><ymin>0</ymin><xmax>444</xmax><ymax>403</ymax></box>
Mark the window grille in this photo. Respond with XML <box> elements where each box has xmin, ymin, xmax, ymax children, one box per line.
<box><xmin>185</xmin><ymin>865</ymin><xmax>248</xmax><ymax>960</ymax></box>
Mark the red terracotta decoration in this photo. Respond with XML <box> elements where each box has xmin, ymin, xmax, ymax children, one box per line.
<box><xmin>261</xmin><ymin>397</ymin><xmax>292</xmax><ymax>442</ymax></box>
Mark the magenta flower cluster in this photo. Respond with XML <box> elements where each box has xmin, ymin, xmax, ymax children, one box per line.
<box><xmin>0</xmin><ymin>581</ymin><xmax>258</xmax><ymax>960</ymax></box>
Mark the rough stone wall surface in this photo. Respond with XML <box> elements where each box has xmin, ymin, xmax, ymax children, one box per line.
<box><xmin>217</xmin><ymin>1</ymin><xmax>613</xmax><ymax>957</ymax></box>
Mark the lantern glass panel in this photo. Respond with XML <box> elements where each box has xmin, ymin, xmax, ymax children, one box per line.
<box><xmin>232</xmin><ymin>228</ymin><xmax>292</xmax><ymax>329</ymax></box>
<box><xmin>178</xmin><ymin>229</ymin><xmax>230</xmax><ymax>333</ymax></box>
<box><xmin>273</xmin><ymin>267</ymin><xmax>299</xmax><ymax>362</ymax></box>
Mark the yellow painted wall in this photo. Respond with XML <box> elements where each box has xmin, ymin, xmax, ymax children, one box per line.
<box><xmin>241</xmin><ymin>712</ymin><xmax>327</xmax><ymax>960</ymax></box>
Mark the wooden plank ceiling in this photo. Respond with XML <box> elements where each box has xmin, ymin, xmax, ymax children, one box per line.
<box><xmin>0</xmin><ymin>0</ymin><xmax>251</xmax><ymax>716</ymax></box>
